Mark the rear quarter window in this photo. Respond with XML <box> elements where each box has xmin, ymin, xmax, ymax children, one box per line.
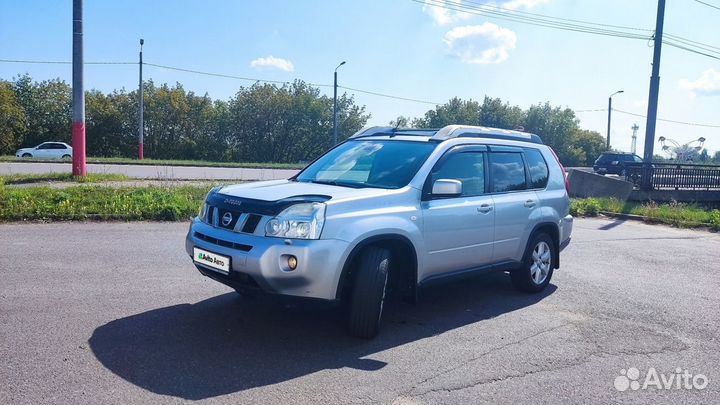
<box><xmin>524</xmin><ymin>148</ymin><xmax>549</xmax><ymax>189</ymax></box>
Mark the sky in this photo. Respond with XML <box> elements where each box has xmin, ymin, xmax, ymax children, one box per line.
<box><xmin>1</xmin><ymin>0</ymin><xmax>719</xmax><ymax>155</ymax></box>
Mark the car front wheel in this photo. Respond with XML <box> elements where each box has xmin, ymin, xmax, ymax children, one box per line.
<box><xmin>511</xmin><ymin>233</ymin><xmax>554</xmax><ymax>293</ymax></box>
<box><xmin>347</xmin><ymin>246</ymin><xmax>390</xmax><ymax>338</ymax></box>
<box><xmin>21</xmin><ymin>153</ymin><xmax>32</xmax><ymax>158</ymax></box>
<box><xmin>61</xmin><ymin>154</ymin><xmax>71</xmax><ymax>159</ymax></box>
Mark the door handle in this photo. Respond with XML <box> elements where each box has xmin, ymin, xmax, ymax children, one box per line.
<box><xmin>524</xmin><ymin>199</ymin><xmax>536</xmax><ymax>208</ymax></box>
<box><xmin>477</xmin><ymin>204</ymin><xmax>493</xmax><ymax>213</ymax></box>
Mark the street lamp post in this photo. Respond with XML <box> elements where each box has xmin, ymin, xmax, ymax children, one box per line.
<box><xmin>333</xmin><ymin>61</ymin><xmax>346</xmax><ymax>146</ymax></box>
<box><xmin>606</xmin><ymin>90</ymin><xmax>624</xmax><ymax>150</ymax></box>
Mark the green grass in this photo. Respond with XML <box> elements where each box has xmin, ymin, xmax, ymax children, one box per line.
<box><xmin>1</xmin><ymin>155</ymin><xmax>305</xmax><ymax>170</ymax></box>
<box><xmin>1</xmin><ymin>172</ymin><xmax>129</xmax><ymax>185</ymax></box>
<box><xmin>0</xmin><ymin>184</ymin><xmax>209</xmax><ymax>221</ymax></box>
<box><xmin>570</xmin><ymin>197</ymin><xmax>720</xmax><ymax>230</ymax></box>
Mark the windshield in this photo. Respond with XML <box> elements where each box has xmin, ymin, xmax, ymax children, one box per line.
<box><xmin>296</xmin><ymin>140</ymin><xmax>437</xmax><ymax>189</ymax></box>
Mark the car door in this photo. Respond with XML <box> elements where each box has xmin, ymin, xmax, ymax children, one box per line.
<box><xmin>49</xmin><ymin>143</ymin><xmax>68</xmax><ymax>158</ymax></box>
<box><xmin>489</xmin><ymin>147</ymin><xmax>541</xmax><ymax>263</ymax></box>
<box><xmin>420</xmin><ymin>146</ymin><xmax>495</xmax><ymax>279</ymax></box>
<box><xmin>34</xmin><ymin>143</ymin><xmax>51</xmax><ymax>158</ymax></box>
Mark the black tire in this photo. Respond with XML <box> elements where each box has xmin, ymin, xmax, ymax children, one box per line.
<box><xmin>61</xmin><ymin>154</ymin><xmax>71</xmax><ymax>159</ymax></box>
<box><xmin>347</xmin><ymin>246</ymin><xmax>390</xmax><ymax>338</ymax></box>
<box><xmin>511</xmin><ymin>233</ymin><xmax>555</xmax><ymax>293</ymax></box>
<box><xmin>22</xmin><ymin>153</ymin><xmax>32</xmax><ymax>158</ymax></box>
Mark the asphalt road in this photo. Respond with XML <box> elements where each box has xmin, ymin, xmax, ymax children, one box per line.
<box><xmin>0</xmin><ymin>162</ymin><xmax>298</xmax><ymax>180</ymax></box>
<box><xmin>1</xmin><ymin>218</ymin><xmax>718</xmax><ymax>405</ymax></box>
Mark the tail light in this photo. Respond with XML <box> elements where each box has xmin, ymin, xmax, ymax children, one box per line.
<box><xmin>548</xmin><ymin>147</ymin><xmax>570</xmax><ymax>194</ymax></box>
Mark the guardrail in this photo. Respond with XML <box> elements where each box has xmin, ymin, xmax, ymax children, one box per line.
<box><xmin>625</xmin><ymin>162</ymin><xmax>720</xmax><ymax>191</ymax></box>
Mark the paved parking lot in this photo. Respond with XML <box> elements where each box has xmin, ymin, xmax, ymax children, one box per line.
<box><xmin>1</xmin><ymin>218</ymin><xmax>718</xmax><ymax>404</ymax></box>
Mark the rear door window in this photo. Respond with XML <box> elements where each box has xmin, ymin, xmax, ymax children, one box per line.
<box><xmin>490</xmin><ymin>152</ymin><xmax>527</xmax><ymax>193</ymax></box>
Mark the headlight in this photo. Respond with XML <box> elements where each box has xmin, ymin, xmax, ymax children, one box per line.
<box><xmin>198</xmin><ymin>202</ymin><xmax>208</xmax><ymax>219</ymax></box>
<box><xmin>265</xmin><ymin>202</ymin><xmax>326</xmax><ymax>240</ymax></box>
<box><xmin>199</xmin><ymin>186</ymin><xmax>222</xmax><ymax>222</ymax></box>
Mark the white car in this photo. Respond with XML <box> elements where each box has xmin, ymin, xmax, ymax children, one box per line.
<box><xmin>15</xmin><ymin>142</ymin><xmax>73</xmax><ymax>159</ymax></box>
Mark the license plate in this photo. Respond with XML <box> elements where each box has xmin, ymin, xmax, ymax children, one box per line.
<box><xmin>193</xmin><ymin>248</ymin><xmax>230</xmax><ymax>273</ymax></box>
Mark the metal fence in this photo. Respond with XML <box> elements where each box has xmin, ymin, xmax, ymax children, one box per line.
<box><xmin>625</xmin><ymin>162</ymin><xmax>720</xmax><ymax>191</ymax></box>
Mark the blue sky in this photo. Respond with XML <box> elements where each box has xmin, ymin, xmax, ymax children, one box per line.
<box><xmin>1</xmin><ymin>0</ymin><xmax>719</xmax><ymax>154</ymax></box>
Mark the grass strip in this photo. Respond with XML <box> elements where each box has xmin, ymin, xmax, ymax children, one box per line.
<box><xmin>1</xmin><ymin>172</ymin><xmax>129</xmax><ymax>185</ymax></box>
<box><xmin>0</xmin><ymin>184</ymin><xmax>209</xmax><ymax>221</ymax></box>
<box><xmin>0</xmin><ymin>155</ymin><xmax>305</xmax><ymax>170</ymax></box>
<box><xmin>570</xmin><ymin>197</ymin><xmax>720</xmax><ymax>231</ymax></box>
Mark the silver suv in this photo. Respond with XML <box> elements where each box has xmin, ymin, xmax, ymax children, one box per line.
<box><xmin>185</xmin><ymin>125</ymin><xmax>573</xmax><ymax>338</ymax></box>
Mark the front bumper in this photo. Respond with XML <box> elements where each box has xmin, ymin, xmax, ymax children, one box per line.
<box><xmin>185</xmin><ymin>218</ymin><xmax>350</xmax><ymax>300</ymax></box>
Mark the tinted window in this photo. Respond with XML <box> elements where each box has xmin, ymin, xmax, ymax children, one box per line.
<box><xmin>524</xmin><ymin>148</ymin><xmax>549</xmax><ymax>189</ymax></box>
<box><xmin>620</xmin><ymin>155</ymin><xmax>634</xmax><ymax>162</ymax></box>
<box><xmin>37</xmin><ymin>143</ymin><xmax>51</xmax><ymax>149</ymax></box>
<box><xmin>50</xmin><ymin>143</ymin><xmax>66</xmax><ymax>149</ymax></box>
<box><xmin>633</xmin><ymin>155</ymin><xmax>643</xmax><ymax>163</ymax></box>
<box><xmin>431</xmin><ymin>152</ymin><xmax>485</xmax><ymax>196</ymax></box>
<box><xmin>296</xmin><ymin>140</ymin><xmax>436</xmax><ymax>189</ymax></box>
<box><xmin>598</xmin><ymin>153</ymin><xmax>616</xmax><ymax>162</ymax></box>
<box><xmin>491</xmin><ymin>152</ymin><xmax>527</xmax><ymax>192</ymax></box>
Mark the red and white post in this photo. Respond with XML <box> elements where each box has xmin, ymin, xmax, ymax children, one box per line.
<box><xmin>72</xmin><ymin>0</ymin><xmax>86</xmax><ymax>176</ymax></box>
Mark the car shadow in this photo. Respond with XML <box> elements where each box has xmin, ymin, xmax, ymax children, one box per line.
<box><xmin>89</xmin><ymin>272</ymin><xmax>556</xmax><ymax>400</ymax></box>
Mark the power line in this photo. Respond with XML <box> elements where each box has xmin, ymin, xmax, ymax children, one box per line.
<box><xmin>143</xmin><ymin>62</ymin><xmax>332</xmax><ymax>87</ymax></box>
<box><xmin>694</xmin><ymin>0</ymin><xmax>720</xmax><ymax>11</ymax></box>
<box><xmin>575</xmin><ymin>108</ymin><xmax>720</xmax><ymax>128</ymax></box>
<box><xmin>338</xmin><ymin>85</ymin><xmax>440</xmax><ymax>105</ymax></box>
<box><xmin>0</xmin><ymin>57</ymin><xmax>440</xmax><ymax>105</ymax></box>
<box><xmin>416</xmin><ymin>0</ymin><xmax>720</xmax><ymax>59</ymax></box>
<box><xmin>0</xmin><ymin>58</ymin><xmax>135</xmax><ymax>65</ymax></box>
<box><xmin>663</xmin><ymin>40</ymin><xmax>720</xmax><ymax>60</ymax></box>
<box><xmin>417</xmin><ymin>0</ymin><xmax>652</xmax><ymax>40</ymax></box>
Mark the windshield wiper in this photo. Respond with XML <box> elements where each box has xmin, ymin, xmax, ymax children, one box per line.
<box><xmin>308</xmin><ymin>180</ymin><xmax>365</xmax><ymax>188</ymax></box>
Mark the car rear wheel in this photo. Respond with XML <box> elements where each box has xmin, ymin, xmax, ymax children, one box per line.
<box><xmin>21</xmin><ymin>153</ymin><xmax>32</xmax><ymax>158</ymax></box>
<box><xmin>347</xmin><ymin>246</ymin><xmax>390</xmax><ymax>338</ymax></box>
<box><xmin>511</xmin><ymin>233</ymin><xmax>554</xmax><ymax>293</ymax></box>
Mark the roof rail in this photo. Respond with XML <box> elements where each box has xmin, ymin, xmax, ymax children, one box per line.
<box><xmin>349</xmin><ymin>126</ymin><xmax>440</xmax><ymax>139</ymax></box>
<box><xmin>349</xmin><ymin>126</ymin><xmax>397</xmax><ymax>139</ymax></box>
<box><xmin>432</xmin><ymin>125</ymin><xmax>543</xmax><ymax>144</ymax></box>
<box><xmin>349</xmin><ymin>125</ymin><xmax>543</xmax><ymax>144</ymax></box>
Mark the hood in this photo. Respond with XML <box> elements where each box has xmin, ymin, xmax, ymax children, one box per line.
<box><xmin>218</xmin><ymin>180</ymin><xmax>395</xmax><ymax>203</ymax></box>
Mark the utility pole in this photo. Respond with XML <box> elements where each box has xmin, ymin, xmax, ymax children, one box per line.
<box><xmin>631</xmin><ymin>123</ymin><xmax>639</xmax><ymax>154</ymax></box>
<box><xmin>71</xmin><ymin>0</ymin><xmax>86</xmax><ymax>176</ymax></box>
<box><xmin>606</xmin><ymin>90</ymin><xmax>623</xmax><ymax>150</ymax></box>
<box><xmin>332</xmin><ymin>61</ymin><xmax>346</xmax><ymax>146</ymax></box>
<box><xmin>138</xmin><ymin>38</ymin><xmax>144</xmax><ymax>160</ymax></box>
<box><xmin>642</xmin><ymin>0</ymin><xmax>666</xmax><ymax>189</ymax></box>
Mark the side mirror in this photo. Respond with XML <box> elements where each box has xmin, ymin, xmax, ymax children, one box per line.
<box><xmin>432</xmin><ymin>179</ymin><xmax>462</xmax><ymax>197</ymax></box>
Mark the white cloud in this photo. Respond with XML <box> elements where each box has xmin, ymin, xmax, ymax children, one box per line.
<box><xmin>249</xmin><ymin>56</ymin><xmax>294</xmax><ymax>72</ymax></box>
<box><xmin>443</xmin><ymin>23</ymin><xmax>517</xmax><ymax>64</ymax></box>
<box><xmin>422</xmin><ymin>0</ymin><xmax>549</xmax><ymax>25</ymax></box>
<box><xmin>679</xmin><ymin>69</ymin><xmax>720</xmax><ymax>96</ymax></box>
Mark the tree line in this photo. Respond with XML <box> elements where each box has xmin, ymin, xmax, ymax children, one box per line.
<box><xmin>0</xmin><ymin>75</ymin><xmax>369</xmax><ymax>163</ymax></box>
<box><xmin>6</xmin><ymin>74</ymin><xmax>710</xmax><ymax>166</ymax></box>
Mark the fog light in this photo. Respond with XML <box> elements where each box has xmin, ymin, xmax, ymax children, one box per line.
<box><xmin>287</xmin><ymin>255</ymin><xmax>298</xmax><ymax>271</ymax></box>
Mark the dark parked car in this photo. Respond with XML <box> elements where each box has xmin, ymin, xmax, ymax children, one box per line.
<box><xmin>593</xmin><ymin>152</ymin><xmax>643</xmax><ymax>176</ymax></box>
